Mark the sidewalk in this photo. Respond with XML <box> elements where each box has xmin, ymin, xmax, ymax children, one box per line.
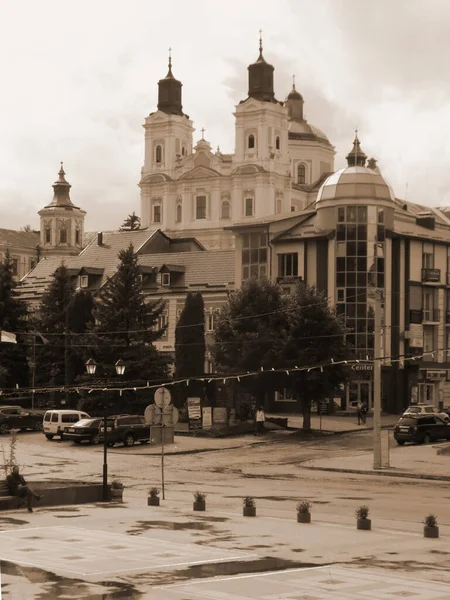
<box><xmin>267</xmin><ymin>412</ymin><xmax>399</xmax><ymax>433</ymax></box>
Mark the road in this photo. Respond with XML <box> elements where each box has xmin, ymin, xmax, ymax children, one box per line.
<box><xmin>1</xmin><ymin>429</ymin><xmax>450</xmax><ymax>598</ymax></box>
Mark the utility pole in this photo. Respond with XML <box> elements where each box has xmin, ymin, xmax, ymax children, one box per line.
<box><xmin>372</xmin><ymin>289</ymin><xmax>382</xmax><ymax>469</ymax></box>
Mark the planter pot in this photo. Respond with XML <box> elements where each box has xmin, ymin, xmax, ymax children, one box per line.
<box><xmin>148</xmin><ymin>496</ymin><xmax>160</xmax><ymax>506</ymax></box>
<box><xmin>243</xmin><ymin>506</ymin><xmax>256</xmax><ymax>517</ymax></box>
<box><xmin>424</xmin><ymin>526</ymin><xmax>439</xmax><ymax>538</ymax></box>
<box><xmin>357</xmin><ymin>518</ymin><xmax>371</xmax><ymax>530</ymax></box>
<box><xmin>297</xmin><ymin>512</ymin><xmax>311</xmax><ymax>523</ymax></box>
<box><xmin>110</xmin><ymin>489</ymin><xmax>123</xmax><ymax>503</ymax></box>
<box><xmin>193</xmin><ymin>500</ymin><xmax>206</xmax><ymax>512</ymax></box>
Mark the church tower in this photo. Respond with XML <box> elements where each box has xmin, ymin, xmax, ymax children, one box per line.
<box><xmin>38</xmin><ymin>164</ymin><xmax>85</xmax><ymax>256</ymax></box>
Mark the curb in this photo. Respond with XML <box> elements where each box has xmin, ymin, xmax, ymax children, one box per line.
<box><xmin>110</xmin><ymin>440</ymin><xmax>270</xmax><ymax>457</ymax></box>
<box><xmin>303</xmin><ymin>464</ymin><xmax>450</xmax><ymax>482</ymax></box>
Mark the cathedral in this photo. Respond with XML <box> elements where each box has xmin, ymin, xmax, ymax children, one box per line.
<box><xmin>139</xmin><ymin>38</ymin><xmax>335</xmax><ymax>249</ymax></box>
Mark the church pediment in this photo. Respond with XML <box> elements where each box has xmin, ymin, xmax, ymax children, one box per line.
<box><xmin>140</xmin><ymin>173</ymin><xmax>173</xmax><ymax>184</ymax></box>
<box><xmin>232</xmin><ymin>164</ymin><xmax>266</xmax><ymax>176</ymax></box>
<box><xmin>179</xmin><ymin>165</ymin><xmax>222</xmax><ymax>180</ymax></box>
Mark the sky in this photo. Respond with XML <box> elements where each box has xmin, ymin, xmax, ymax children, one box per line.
<box><xmin>0</xmin><ymin>0</ymin><xmax>449</xmax><ymax>232</ymax></box>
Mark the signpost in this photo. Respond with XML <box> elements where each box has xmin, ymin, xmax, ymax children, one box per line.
<box><xmin>187</xmin><ymin>397</ymin><xmax>202</xmax><ymax>431</ymax></box>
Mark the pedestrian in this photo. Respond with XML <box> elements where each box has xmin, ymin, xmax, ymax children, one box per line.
<box><xmin>6</xmin><ymin>466</ymin><xmax>42</xmax><ymax>513</ymax></box>
<box><xmin>361</xmin><ymin>402</ymin><xmax>367</xmax><ymax>424</ymax></box>
<box><xmin>356</xmin><ymin>400</ymin><xmax>363</xmax><ymax>426</ymax></box>
<box><xmin>255</xmin><ymin>406</ymin><xmax>265</xmax><ymax>435</ymax></box>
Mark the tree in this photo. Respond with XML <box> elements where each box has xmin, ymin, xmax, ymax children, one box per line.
<box><xmin>120</xmin><ymin>212</ymin><xmax>141</xmax><ymax>231</ymax></box>
<box><xmin>91</xmin><ymin>244</ymin><xmax>169</xmax><ymax>394</ymax></box>
<box><xmin>281</xmin><ymin>283</ymin><xmax>352</xmax><ymax>431</ymax></box>
<box><xmin>20</xmin><ymin>225</ymin><xmax>32</xmax><ymax>232</ymax></box>
<box><xmin>66</xmin><ymin>289</ymin><xmax>95</xmax><ymax>384</ymax></box>
<box><xmin>0</xmin><ymin>250</ymin><xmax>29</xmax><ymax>388</ymax></box>
<box><xmin>175</xmin><ymin>292</ymin><xmax>205</xmax><ymax>378</ymax></box>
<box><xmin>212</xmin><ymin>278</ymin><xmax>290</xmax><ymax>405</ymax></box>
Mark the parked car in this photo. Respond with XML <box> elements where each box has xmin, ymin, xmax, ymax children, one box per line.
<box><xmin>104</xmin><ymin>415</ymin><xmax>150</xmax><ymax>447</ymax></box>
<box><xmin>63</xmin><ymin>418</ymin><xmax>105</xmax><ymax>444</ymax></box>
<box><xmin>394</xmin><ymin>415</ymin><xmax>450</xmax><ymax>445</ymax></box>
<box><xmin>43</xmin><ymin>409</ymin><xmax>90</xmax><ymax>440</ymax></box>
<box><xmin>0</xmin><ymin>406</ymin><xmax>44</xmax><ymax>434</ymax></box>
<box><xmin>402</xmin><ymin>404</ymin><xmax>449</xmax><ymax>422</ymax></box>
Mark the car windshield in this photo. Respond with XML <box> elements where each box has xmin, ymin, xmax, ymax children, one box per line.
<box><xmin>405</xmin><ymin>407</ymin><xmax>420</xmax><ymax>413</ymax></box>
<box><xmin>75</xmin><ymin>419</ymin><xmax>97</xmax><ymax>427</ymax></box>
<box><xmin>397</xmin><ymin>417</ymin><xmax>417</xmax><ymax>426</ymax></box>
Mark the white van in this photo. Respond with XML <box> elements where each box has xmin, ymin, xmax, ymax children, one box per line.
<box><xmin>43</xmin><ymin>410</ymin><xmax>90</xmax><ymax>440</ymax></box>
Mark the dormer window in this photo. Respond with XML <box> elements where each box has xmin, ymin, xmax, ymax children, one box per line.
<box><xmin>275</xmin><ymin>136</ymin><xmax>280</xmax><ymax>150</ymax></box>
<box><xmin>79</xmin><ymin>275</ymin><xmax>88</xmax><ymax>288</ymax></box>
<box><xmin>155</xmin><ymin>145</ymin><xmax>162</xmax><ymax>164</ymax></box>
<box><xmin>161</xmin><ymin>272</ymin><xmax>170</xmax><ymax>286</ymax></box>
<box><xmin>248</xmin><ymin>134</ymin><xmax>255</xmax><ymax>149</ymax></box>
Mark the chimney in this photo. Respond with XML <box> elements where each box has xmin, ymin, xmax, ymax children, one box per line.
<box><xmin>97</xmin><ymin>232</ymin><xmax>103</xmax><ymax>246</ymax></box>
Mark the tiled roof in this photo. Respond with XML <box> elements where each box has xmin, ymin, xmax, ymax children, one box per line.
<box><xmin>139</xmin><ymin>251</ymin><xmax>235</xmax><ymax>287</ymax></box>
<box><xmin>0</xmin><ymin>228</ymin><xmax>40</xmax><ymax>249</ymax></box>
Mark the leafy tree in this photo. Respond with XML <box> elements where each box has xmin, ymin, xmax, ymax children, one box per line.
<box><xmin>175</xmin><ymin>292</ymin><xmax>205</xmax><ymax>378</ymax></box>
<box><xmin>120</xmin><ymin>212</ymin><xmax>141</xmax><ymax>231</ymax></box>
<box><xmin>0</xmin><ymin>249</ymin><xmax>29</xmax><ymax>388</ymax></box>
<box><xmin>20</xmin><ymin>225</ymin><xmax>32</xmax><ymax>232</ymax></box>
<box><xmin>212</xmin><ymin>278</ymin><xmax>290</xmax><ymax>405</ymax></box>
<box><xmin>90</xmin><ymin>244</ymin><xmax>169</xmax><ymax>395</ymax></box>
<box><xmin>281</xmin><ymin>283</ymin><xmax>352</xmax><ymax>431</ymax></box>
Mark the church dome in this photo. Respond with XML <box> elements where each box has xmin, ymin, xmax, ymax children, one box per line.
<box><xmin>316</xmin><ymin>166</ymin><xmax>396</xmax><ymax>206</ymax></box>
<box><xmin>288</xmin><ymin>120</ymin><xmax>330</xmax><ymax>144</ymax></box>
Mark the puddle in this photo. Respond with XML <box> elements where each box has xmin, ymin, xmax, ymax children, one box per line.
<box><xmin>40</xmin><ymin>507</ymin><xmax>80</xmax><ymax>513</ymax></box>
<box><xmin>292</xmin><ymin>549</ymin><xmax>305</xmax><ymax>553</ymax></box>
<box><xmin>0</xmin><ymin>517</ymin><xmax>29</xmax><ymax>526</ymax></box>
<box><xmin>54</xmin><ymin>515</ymin><xmax>86</xmax><ymax>519</ymax></box>
<box><xmin>127</xmin><ymin>520</ymin><xmax>214</xmax><ymax>535</ymax></box>
<box><xmin>196</xmin><ymin>515</ymin><xmax>229</xmax><ymax>522</ymax></box>
<box><xmin>337</xmin><ymin>497</ymin><xmax>373</xmax><ymax>501</ymax></box>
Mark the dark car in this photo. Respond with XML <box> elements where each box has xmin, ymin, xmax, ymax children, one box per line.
<box><xmin>64</xmin><ymin>418</ymin><xmax>105</xmax><ymax>444</ymax></box>
<box><xmin>0</xmin><ymin>406</ymin><xmax>43</xmax><ymax>434</ymax></box>
<box><xmin>394</xmin><ymin>415</ymin><xmax>450</xmax><ymax>445</ymax></box>
<box><xmin>105</xmin><ymin>415</ymin><xmax>150</xmax><ymax>447</ymax></box>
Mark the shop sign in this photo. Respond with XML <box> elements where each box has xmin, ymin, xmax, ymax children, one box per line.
<box><xmin>187</xmin><ymin>397</ymin><xmax>202</xmax><ymax>430</ymax></box>
<box><xmin>352</xmin><ymin>364</ymin><xmax>373</xmax><ymax>371</ymax></box>
<box><xmin>202</xmin><ymin>407</ymin><xmax>212</xmax><ymax>429</ymax></box>
<box><xmin>426</xmin><ymin>370</ymin><xmax>447</xmax><ymax>381</ymax></box>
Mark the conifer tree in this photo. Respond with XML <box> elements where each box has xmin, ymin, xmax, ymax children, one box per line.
<box><xmin>0</xmin><ymin>250</ymin><xmax>29</xmax><ymax>388</ymax></box>
<box><xmin>175</xmin><ymin>292</ymin><xmax>206</xmax><ymax>378</ymax></box>
<box><xmin>120</xmin><ymin>212</ymin><xmax>141</xmax><ymax>231</ymax></box>
<box><xmin>91</xmin><ymin>244</ymin><xmax>169</xmax><ymax>385</ymax></box>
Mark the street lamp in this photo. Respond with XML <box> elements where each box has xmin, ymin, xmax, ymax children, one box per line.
<box><xmin>85</xmin><ymin>358</ymin><xmax>126</xmax><ymax>501</ymax></box>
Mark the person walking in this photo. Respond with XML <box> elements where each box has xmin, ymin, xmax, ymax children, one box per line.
<box><xmin>255</xmin><ymin>406</ymin><xmax>265</xmax><ymax>435</ymax></box>
<box><xmin>6</xmin><ymin>466</ymin><xmax>42</xmax><ymax>513</ymax></box>
<box><xmin>356</xmin><ymin>400</ymin><xmax>363</xmax><ymax>426</ymax></box>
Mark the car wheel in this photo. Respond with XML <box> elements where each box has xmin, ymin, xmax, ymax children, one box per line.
<box><xmin>124</xmin><ymin>433</ymin><xmax>135</xmax><ymax>447</ymax></box>
<box><xmin>91</xmin><ymin>434</ymin><xmax>100</xmax><ymax>445</ymax></box>
<box><xmin>396</xmin><ymin>440</ymin><xmax>405</xmax><ymax>445</ymax></box>
<box><xmin>34</xmin><ymin>421</ymin><xmax>43</xmax><ymax>431</ymax></box>
<box><xmin>0</xmin><ymin>423</ymin><xmax>11</xmax><ymax>435</ymax></box>
<box><xmin>45</xmin><ymin>434</ymin><xmax>54</xmax><ymax>440</ymax></box>
<box><xmin>423</xmin><ymin>433</ymin><xmax>432</xmax><ymax>444</ymax></box>
<box><xmin>140</xmin><ymin>440</ymin><xmax>149</xmax><ymax>444</ymax></box>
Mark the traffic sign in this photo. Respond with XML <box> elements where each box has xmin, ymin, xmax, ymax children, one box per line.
<box><xmin>144</xmin><ymin>404</ymin><xmax>155</xmax><ymax>425</ymax></box>
<box><xmin>154</xmin><ymin>387</ymin><xmax>172</xmax><ymax>408</ymax></box>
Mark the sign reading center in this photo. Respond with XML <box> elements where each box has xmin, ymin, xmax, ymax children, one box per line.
<box><xmin>352</xmin><ymin>364</ymin><xmax>373</xmax><ymax>372</ymax></box>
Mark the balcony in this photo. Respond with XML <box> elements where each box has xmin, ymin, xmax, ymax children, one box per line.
<box><xmin>423</xmin><ymin>308</ymin><xmax>440</xmax><ymax>323</ymax></box>
<box><xmin>409</xmin><ymin>309</ymin><xmax>423</xmax><ymax>324</ymax></box>
<box><xmin>421</xmin><ymin>268</ymin><xmax>441</xmax><ymax>283</ymax></box>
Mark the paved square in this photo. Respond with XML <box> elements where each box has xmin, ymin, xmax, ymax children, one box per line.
<box><xmin>0</xmin><ymin>526</ymin><xmax>254</xmax><ymax>577</ymax></box>
<box><xmin>155</xmin><ymin>566</ymin><xmax>450</xmax><ymax>599</ymax></box>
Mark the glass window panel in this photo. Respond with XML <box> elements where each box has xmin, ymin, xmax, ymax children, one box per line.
<box><xmin>242</xmin><ymin>250</ymin><xmax>250</xmax><ymax>264</ymax></box>
<box><xmin>376</xmin><ymin>243</ymin><xmax>384</xmax><ymax>257</ymax></box>
<box><xmin>347</xmin><ymin>206</ymin><xmax>357</xmax><ymax>222</ymax></box>
<box><xmin>357</xmin><ymin>272</ymin><xmax>366</xmax><ymax>286</ymax></box>
<box><xmin>357</xmin><ymin>225</ymin><xmax>367</xmax><ymax>240</ymax></box>
<box><xmin>259</xmin><ymin>265</ymin><xmax>267</xmax><ymax>276</ymax></box>
<box><xmin>336</xmin><ymin>272</ymin><xmax>345</xmax><ymax>286</ymax></box>
<box><xmin>336</xmin><ymin>257</ymin><xmax>346</xmax><ymax>271</ymax></box>
<box><xmin>347</xmin><ymin>257</ymin><xmax>356</xmax><ymax>271</ymax></box>
<box><xmin>259</xmin><ymin>248</ymin><xmax>267</xmax><ymax>262</ymax></box>
<box><xmin>337</xmin><ymin>225</ymin><xmax>346</xmax><ymax>241</ymax></box>
<box><xmin>337</xmin><ymin>289</ymin><xmax>345</xmax><ymax>302</ymax></box>
<box><xmin>376</xmin><ymin>258</ymin><xmax>384</xmax><ymax>272</ymax></box>
<box><xmin>250</xmin><ymin>249</ymin><xmax>259</xmax><ymax>262</ymax></box>
<box><xmin>357</xmin><ymin>304</ymin><xmax>367</xmax><ymax>318</ymax></box>
<box><xmin>250</xmin><ymin>234</ymin><xmax>259</xmax><ymax>248</ymax></box>
<box><xmin>378</xmin><ymin>208</ymin><xmax>384</xmax><ymax>223</ymax></box>
<box><xmin>338</xmin><ymin>207</ymin><xmax>345</xmax><ymax>222</ymax></box>
<box><xmin>243</xmin><ymin>234</ymin><xmax>250</xmax><ymax>248</ymax></box>
<box><xmin>346</xmin><ymin>304</ymin><xmax>356</xmax><ymax>318</ymax></box>
<box><xmin>357</xmin><ymin>206</ymin><xmax>367</xmax><ymax>222</ymax></box>
<box><xmin>357</xmin><ymin>242</ymin><xmax>367</xmax><ymax>256</ymax></box>
<box><xmin>377</xmin><ymin>273</ymin><xmax>384</xmax><ymax>287</ymax></box>
<box><xmin>336</xmin><ymin>242</ymin><xmax>346</xmax><ymax>257</ymax></box>
<box><xmin>336</xmin><ymin>303</ymin><xmax>345</xmax><ymax>316</ymax></box>
<box><xmin>347</xmin><ymin>225</ymin><xmax>357</xmax><ymax>240</ymax></box>
<box><xmin>357</xmin><ymin>334</ymin><xmax>367</xmax><ymax>348</ymax></box>
<box><xmin>346</xmin><ymin>272</ymin><xmax>356</xmax><ymax>286</ymax></box>
<box><xmin>357</xmin><ymin>288</ymin><xmax>367</xmax><ymax>302</ymax></box>
<box><xmin>250</xmin><ymin>265</ymin><xmax>258</xmax><ymax>277</ymax></box>
<box><xmin>347</xmin><ymin>321</ymin><xmax>356</xmax><ymax>334</ymax></box>
<box><xmin>357</xmin><ymin>257</ymin><xmax>366</xmax><ymax>271</ymax></box>
<box><xmin>260</xmin><ymin>233</ymin><xmax>268</xmax><ymax>247</ymax></box>
<box><xmin>377</xmin><ymin>226</ymin><xmax>385</xmax><ymax>241</ymax></box>
<box><xmin>347</xmin><ymin>242</ymin><xmax>357</xmax><ymax>256</ymax></box>
<box><xmin>243</xmin><ymin>266</ymin><xmax>249</xmax><ymax>279</ymax></box>
<box><xmin>346</xmin><ymin>288</ymin><xmax>356</xmax><ymax>302</ymax></box>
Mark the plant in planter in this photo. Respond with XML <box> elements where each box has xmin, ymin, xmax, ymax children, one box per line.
<box><xmin>193</xmin><ymin>491</ymin><xmax>206</xmax><ymax>511</ymax></box>
<box><xmin>243</xmin><ymin>496</ymin><xmax>256</xmax><ymax>517</ymax></box>
<box><xmin>148</xmin><ymin>487</ymin><xmax>160</xmax><ymax>506</ymax></box>
<box><xmin>423</xmin><ymin>514</ymin><xmax>439</xmax><ymax>538</ymax></box>
<box><xmin>297</xmin><ymin>500</ymin><xmax>312</xmax><ymax>523</ymax></box>
<box><xmin>355</xmin><ymin>505</ymin><xmax>371</xmax><ymax>530</ymax></box>
<box><xmin>110</xmin><ymin>479</ymin><xmax>124</xmax><ymax>503</ymax></box>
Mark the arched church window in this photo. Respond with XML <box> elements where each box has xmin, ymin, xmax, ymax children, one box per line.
<box><xmin>248</xmin><ymin>134</ymin><xmax>255</xmax><ymax>149</ymax></box>
<box><xmin>45</xmin><ymin>228</ymin><xmax>51</xmax><ymax>244</ymax></box>
<box><xmin>176</xmin><ymin>203</ymin><xmax>182</xmax><ymax>223</ymax></box>
<box><xmin>221</xmin><ymin>201</ymin><xmax>230</xmax><ymax>219</ymax></box>
<box><xmin>275</xmin><ymin>136</ymin><xmax>280</xmax><ymax>150</ymax></box>
<box><xmin>153</xmin><ymin>204</ymin><xmax>162</xmax><ymax>223</ymax></box>
<box><xmin>60</xmin><ymin>228</ymin><xmax>67</xmax><ymax>244</ymax></box>
<box><xmin>297</xmin><ymin>163</ymin><xmax>306</xmax><ymax>184</ymax></box>
<box><xmin>156</xmin><ymin>145</ymin><xmax>162</xmax><ymax>163</ymax></box>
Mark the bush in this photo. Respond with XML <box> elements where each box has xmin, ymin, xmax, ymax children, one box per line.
<box><xmin>111</xmin><ymin>480</ymin><xmax>124</xmax><ymax>490</ymax></box>
<box><xmin>194</xmin><ymin>491</ymin><xmax>206</xmax><ymax>502</ymax></box>
<box><xmin>297</xmin><ymin>500</ymin><xmax>312</xmax><ymax>514</ymax></box>
<box><xmin>243</xmin><ymin>496</ymin><xmax>255</xmax><ymax>508</ymax></box>
<box><xmin>149</xmin><ymin>487</ymin><xmax>160</xmax><ymax>498</ymax></box>
<box><xmin>424</xmin><ymin>514</ymin><xmax>438</xmax><ymax>528</ymax></box>
<box><xmin>355</xmin><ymin>505</ymin><xmax>369</xmax><ymax>520</ymax></box>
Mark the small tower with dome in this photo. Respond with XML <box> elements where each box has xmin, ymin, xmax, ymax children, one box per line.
<box><xmin>38</xmin><ymin>163</ymin><xmax>86</xmax><ymax>256</ymax></box>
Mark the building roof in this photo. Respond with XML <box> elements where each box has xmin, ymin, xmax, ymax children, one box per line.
<box><xmin>0</xmin><ymin>228</ymin><xmax>40</xmax><ymax>250</ymax></box>
<box><xmin>316</xmin><ymin>166</ymin><xmax>396</xmax><ymax>205</ymax></box>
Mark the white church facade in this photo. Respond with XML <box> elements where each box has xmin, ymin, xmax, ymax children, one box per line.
<box><xmin>139</xmin><ymin>40</ymin><xmax>335</xmax><ymax>250</ymax></box>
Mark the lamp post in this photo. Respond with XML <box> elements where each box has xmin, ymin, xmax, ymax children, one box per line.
<box><xmin>85</xmin><ymin>358</ymin><xmax>125</xmax><ymax>501</ymax></box>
